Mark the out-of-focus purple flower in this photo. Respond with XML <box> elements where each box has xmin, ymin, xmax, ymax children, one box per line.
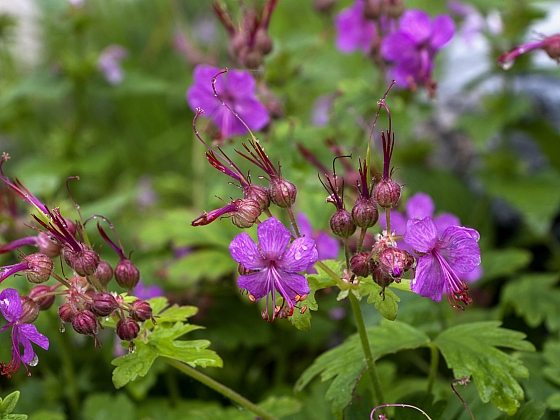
<box><xmin>335</xmin><ymin>0</ymin><xmax>377</xmax><ymax>54</ymax></box>
<box><xmin>404</xmin><ymin>217</ymin><xmax>480</xmax><ymax>308</ymax></box>
<box><xmin>133</xmin><ymin>281</ymin><xmax>164</xmax><ymax>301</ymax></box>
<box><xmin>297</xmin><ymin>213</ymin><xmax>340</xmax><ymax>273</ymax></box>
<box><xmin>311</xmin><ymin>94</ymin><xmax>335</xmax><ymax>127</ymax></box>
<box><xmin>97</xmin><ymin>45</ymin><xmax>128</xmax><ymax>85</ymax></box>
<box><xmin>187</xmin><ymin>65</ymin><xmax>270</xmax><ymax>138</ymax></box>
<box><xmin>498</xmin><ymin>34</ymin><xmax>560</xmax><ymax>70</ymax></box>
<box><xmin>69</xmin><ymin>0</ymin><xmax>85</xmax><ymax>7</ymax></box>
<box><xmin>0</xmin><ymin>288</ymin><xmax>49</xmax><ymax>376</ymax></box>
<box><xmin>381</xmin><ymin>10</ymin><xmax>454</xmax><ymax>89</ymax></box>
<box><xmin>229</xmin><ymin>217</ymin><xmax>318</xmax><ymax>321</ymax></box>
<box><xmin>448</xmin><ymin>0</ymin><xmax>485</xmax><ymax>45</ymax></box>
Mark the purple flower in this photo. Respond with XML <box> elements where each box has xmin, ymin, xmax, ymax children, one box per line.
<box><xmin>404</xmin><ymin>217</ymin><xmax>481</xmax><ymax>307</ymax></box>
<box><xmin>297</xmin><ymin>213</ymin><xmax>340</xmax><ymax>273</ymax></box>
<box><xmin>381</xmin><ymin>10</ymin><xmax>454</xmax><ymax>89</ymax></box>
<box><xmin>97</xmin><ymin>45</ymin><xmax>128</xmax><ymax>85</ymax></box>
<box><xmin>186</xmin><ymin>65</ymin><xmax>270</xmax><ymax>138</ymax></box>
<box><xmin>229</xmin><ymin>217</ymin><xmax>318</xmax><ymax>321</ymax></box>
<box><xmin>335</xmin><ymin>0</ymin><xmax>377</xmax><ymax>54</ymax></box>
<box><xmin>133</xmin><ymin>281</ymin><xmax>164</xmax><ymax>301</ymax></box>
<box><xmin>0</xmin><ymin>288</ymin><xmax>49</xmax><ymax>376</ymax></box>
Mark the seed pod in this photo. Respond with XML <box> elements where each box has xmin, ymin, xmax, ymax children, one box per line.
<box><xmin>28</xmin><ymin>285</ymin><xmax>56</xmax><ymax>310</ymax></box>
<box><xmin>130</xmin><ymin>300</ymin><xmax>153</xmax><ymax>322</ymax></box>
<box><xmin>373</xmin><ymin>178</ymin><xmax>401</xmax><ymax>208</ymax></box>
<box><xmin>94</xmin><ymin>260</ymin><xmax>114</xmax><ymax>286</ymax></box>
<box><xmin>269</xmin><ymin>178</ymin><xmax>297</xmax><ymax>208</ymax></box>
<box><xmin>24</xmin><ymin>253</ymin><xmax>54</xmax><ymax>284</ymax></box>
<box><xmin>243</xmin><ymin>184</ymin><xmax>270</xmax><ymax>212</ymax></box>
<box><xmin>351</xmin><ymin>197</ymin><xmax>379</xmax><ymax>229</ymax></box>
<box><xmin>378</xmin><ymin>247</ymin><xmax>414</xmax><ymax>281</ymax></box>
<box><xmin>71</xmin><ymin>309</ymin><xmax>99</xmax><ymax>336</ymax></box>
<box><xmin>116</xmin><ymin>318</ymin><xmax>140</xmax><ymax>341</ymax></box>
<box><xmin>63</xmin><ymin>243</ymin><xmax>100</xmax><ymax>277</ymax></box>
<box><xmin>19</xmin><ymin>296</ymin><xmax>40</xmax><ymax>324</ymax></box>
<box><xmin>231</xmin><ymin>199</ymin><xmax>262</xmax><ymax>229</ymax></box>
<box><xmin>36</xmin><ymin>232</ymin><xmax>62</xmax><ymax>258</ymax></box>
<box><xmin>350</xmin><ymin>252</ymin><xmax>374</xmax><ymax>277</ymax></box>
<box><xmin>115</xmin><ymin>259</ymin><xmax>140</xmax><ymax>290</ymax></box>
<box><xmin>254</xmin><ymin>28</ymin><xmax>273</xmax><ymax>55</ymax></box>
<box><xmin>91</xmin><ymin>292</ymin><xmax>119</xmax><ymax>317</ymax></box>
<box><xmin>58</xmin><ymin>303</ymin><xmax>76</xmax><ymax>324</ymax></box>
<box><xmin>330</xmin><ymin>209</ymin><xmax>356</xmax><ymax>238</ymax></box>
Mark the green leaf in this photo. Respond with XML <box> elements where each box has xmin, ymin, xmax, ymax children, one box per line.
<box><xmin>506</xmin><ymin>400</ymin><xmax>547</xmax><ymax>420</ymax></box>
<box><xmin>295</xmin><ymin>321</ymin><xmax>430</xmax><ymax>419</ymax></box>
<box><xmin>0</xmin><ymin>392</ymin><xmax>20</xmax><ymax>418</ymax></box>
<box><xmin>359</xmin><ymin>277</ymin><xmax>400</xmax><ymax>321</ymax></box>
<box><xmin>112</xmin><ymin>341</ymin><xmax>158</xmax><ymax>389</ymax></box>
<box><xmin>478</xmin><ymin>248</ymin><xmax>532</xmax><ymax>283</ymax></box>
<box><xmin>543</xmin><ymin>341</ymin><xmax>560</xmax><ymax>388</ymax></box>
<box><xmin>434</xmin><ymin>321</ymin><xmax>535</xmax><ymax>415</ymax></box>
<box><xmin>83</xmin><ymin>393</ymin><xmax>135</xmax><ymax>420</ymax></box>
<box><xmin>167</xmin><ymin>249</ymin><xmax>234</xmax><ymax>286</ymax></box>
<box><xmin>501</xmin><ymin>273</ymin><xmax>560</xmax><ymax>332</ymax></box>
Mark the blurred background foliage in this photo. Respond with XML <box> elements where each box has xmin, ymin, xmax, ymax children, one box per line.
<box><xmin>1</xmin><ymin>0</ymin><xmax>560</xmax><ymax>418</ymax></box>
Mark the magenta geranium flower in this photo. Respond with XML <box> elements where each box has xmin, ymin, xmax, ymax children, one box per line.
<box><xmin>0</xmin><ymin>288</ymin><xmax>49</xmax><ymax>376</ymax></box>
<box><xmin>297</xmin><ymin>213</ymin><xmax>340</xmax><ymax>274</ymax></box>
<box><xmin>335</xmin><ymin>0</ymin><xmax>376</xmax><ymax>54</ymax></box>
<box><xmin>404</xmin><ymin>217</ymin><xmax>481</xmax><ymax>308</ymax></box>
<box><xmin>381</xmin><ymin>10</ymin><xmax>455</xmax><ymax>88</ymax></box>
<box><xmin>229</xmin><ymin>217</ymin><xmax>318</xmax><ymax>321</ymax></box>
<box><xmin>186</xmin><ymin>65</ymin><xmax>270</xmax><ymax>138</ymax></box>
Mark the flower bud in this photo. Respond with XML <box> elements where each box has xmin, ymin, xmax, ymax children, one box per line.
<box><xmin>91</xmin><ymin>292</ymin><xmax>119</xmax><ymax>317</ymax></box>
<box><xmin>544</xmin><ymin>34</ymin><xmax>560</xmax><ymax>60</ymax></box>
<box><xmin>372</xmin><ymin>262</ymin><xmax>393</xmax><ymax>289</ymax></box>
<box><xmin>383</xmin><ymin>0</ymin><xmax>405</xmax><ymax>19</ymax></box>
<box><xmin>115</xmin><ymin>259</ymin><xmax>140</xmax><ymax>289</ymax></box>
<box><xmin>269</xmin><ymin>178</ymin><xmax>297</xmax><ymax>208</ymax></box>
<box><xmin>19</xmin><ymin>296</ymin><xmax>40</xmax><ymax>324</ymax></box>
<box><xmin>116</xmin><ymin>318</ymin><xmax>140</xmax><ymax>341</ymax></box>
<box><xmin>94</xmin><ymin>260</ymin><xmax>114</xmax><ymax>286</ymax></box>
<box><xmin>63</xmin><ymin>218</ymin><xmax>77</xmax><ymax>237</ymax></box>
<box><xmin>350</xmin><ymin>252</ymin><xmax>374</xmax><ymax>277</ymax></box>
<box><xmin>28</xmin><ymin>285</ymin><xmax>55</xmax><ymax>310</ymax></box>
<box><xmin>378</xmin><ymin>247</ymin><xmax>414</xmax><ymax>281</ymax></box>
<box><xmin>254</xmin><ymin>28</ymin><xmax>273</xmax><ymax>55</ymax></box>
<box><xmin>313</xmin><ymin>0</ymin><xmax>337</xmax><ymax>13</ymax></box>
<box><xmin>71</xmin><ymin>309</ymin><xmax>99</xmax><ymax>336</ymax></box>
<box><xmin>63</xmin><ymin>243</ymin><xmax>100</xmax><ymax>276</ymax></box>
<box><xmin>363</xmin><ymin>0</ymin><xmax>381</xmax><ymax>19</ymax></box>
<box><xmin>58</xmin><ymin>303</ymin><xmax>76</xmax><ymax>323</ymax></box>
<box><xmin>24</xmin><ymin>253</ymin><xmax>54</xmax><ymax>284</ymax></box>
<box><xmin>243</xmin><ymin>184</ymin><xmax>270</xmax><ymax>212</ymax></box>
<box><xmin>243</xmin><ymin>49</ymin><xmax>264</xmax><ymax>69</ymax></box>
<box><xmin>330</xmin><ymin>209</ymin><xmax>356</xmax><ymax>238</ymax></box>
<box><xmin>231</xmin><ymin>199</ymin><xmax>262</xmax><ymax>229</ymax></box>
<box><xmin>351</xmin><ymin>197</ymin><xmax>379</xmax><ymax>229</ymax></box>
<box><xmin>36</xmin><ymin>232</ymin><xmax>62</xmax><ymax>257</ymax></box>
<box><xmin>373</xmin><ymin>178</ymin><xmax>401</xmax><ymax>208</ymax></box>
<box><xmin>130</xmin><ymin>299</ymin><xmax>153</xmax><ymax>322</ymax></box>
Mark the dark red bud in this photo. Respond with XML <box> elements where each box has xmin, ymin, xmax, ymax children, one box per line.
<box><xmin>350</xmin><ymin>252</ymin><xmax>374</xmax><ymax>277</ymax></box>
<box><xmin>373</xmin><ymin>178</ymin><xmax>401</xmax><ymax>208</ymax></box>
<box><xmin>94</xmin><ymin>260</ymin><xmax>114</xmax><ymax>286</ymax></box>
<box><xmin>231</xmin><ymin>199</ymin><xmax>262</xmax><ymax>229</ymax></box>
<box><xmin>58</xmin><ymin>303</ymin><xmax>76</xmax><ymax>323</ymax></box>
<box><xmin>313</xmin><ymin>0</ymin><xmax>337</xmax><ymax>13</ymax></box>
<box><xmin>114</xmin><ymin>259</ymin><xmax>140</xmax><ymax>289</ymax></box>
<box><xmin>351</xmin><ymin>197</ymin><xmax>379</xmax><ymax>229</ymax></box>
<box><xmin>254</xmin><ymin>28</ymin><xmax>273</xmax><ymax>55</ymax></box>
<box><xmin>384</xmin><ymin>0</ymin><xmax>405</xmax><ymax>19</ymax></box>
<box><xmin>243</xmin><ymin>184</ymin><xmax>270</xmax><ymax>212</ymax></box>
<box><xmin>71</xmin><ymin>309</ymin><xmax>99</xmax><ymax>336</ymax></box>
<box><xmin>243</xmin><ymin>49</ymin><xmax>264</xmax><ymax>69</ymax></box>
<box><xmin>63</xmin><ymin>243</ymin><xmax>100</xmax><ymax>276</ymax></box>
<box><xmin>363</xmin><ymin>0</ymin><xmax>381</xmax><ymax>19</ymax></box>
<box><xmin>130</xmin><ymin>300</ymin><xmax>153</xmax><ymax>322</ymax></box>
<box><xmin>24</xmin><ymin>253</ymin><xmax>53</xmax><ymax>284</ymax></box>
<box><xmin>378</xmin><ymin>247</ymin><xmax>414</xmax><ymax>281</ymax></box>
<box><xmin>63</xmin><ymin>218</ymin><xmax>77</xmax><ymax>237</ymax></box>
<box><xmin>544</xmin><ymin>34</ymin><xmax>560</xmax><ymax>59</ymax></box>
<box><xmin>116</xmin><ymin>318</ymin><xmax>140</xmax><ymax>341</ymax></box>
<box><xmin>28</xmin><ymin>285</ymin><xmax>56</xmax><ymax>310</ymax></box>
<box><xmin>330</xmin><ymin>209</ymin><xmax>356</xmax><ymax>238</ymax></box>
<box><xmin>269</xmin><ymin>178</ymin><xmax>297</xmax><ymax>208</ymax></box>
<box><xmin>19</xmin><ymin>296</ymin><xmax>40</xmax><ymax>324</ymax></box>
<box><xmin>91</xmin><ymin>292</ymin><xmax>119</xmax><ymax>317</ymax></box>
<box><xmin>36</xmin><ymin>232</ymin><xmax>62</xmax><ymax>257</ymax></box>
<box><xmin>372</xmin><ymin>262</ymin><xmax>393</xmax><ymax>289</ymax></box>
<box><xmin>229</xmin><ymin>32</ymin><xmax>246</xmax><ymax>56</ymax></box>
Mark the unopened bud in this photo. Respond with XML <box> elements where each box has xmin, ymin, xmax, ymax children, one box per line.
<box><xmin>350</xmin><ymin>252</ymin><xmax>374</xmax><ymax>277</ymax></box>
<box><xmin>351</xmin><ymin>197</ymin><xmax>379</xmax><ymax>229</ymax></box>
<box><xmin>372</xmin><ymin>262</ymin><xmax>393</xmax><ymax>289</ymax></box>
<box><xmin>231</xmin><ymin>199</ymin><xmax>262</xmax><ymax>229</ymax></box>
<box><xmin>313</xmin><ymin>0</ymin><xmax>337</xmax><ymax>13</ymax></box>
<box><xmin>243</xmin><ymin>49</ymin><xmax>264</xmax><ymax>69</ymax></box>
<box><xmin>330</xmin><ymin>209</ymin><xmax>356</xmax><ymax>238</ymax></box>
<box><xmin>378</xmin><ymin>247</ymin><xmax>413</xmax><ymax>281</ymax></box>
<box><xmin>36</xmin><ymin>232</ymin><xmax>62</xmax><ymax>257</ymax></box>
<box><xmin>58</xmin><ymin>303</ymin><xmax>76</xmax><ymax>323</ymax></box>
<box><xmin>544</xmin><ymin>34</ymin><xmax>560</xmax><ymax>59</ymax></box>
<box><xmin>254</xmin><ymin>28</ymin><xmax>273</xmax><ymax>55</ymax></box>
<box><xmin>243</xmin><ymin>184</ymin><xmax>270</xmax><ymax>212</ymax></box>
<box><xmin>24</xmin><ymin>253</ymin><xmax>53</xmax><ymax>284</ymax></box>
<box><xmin>115</xmin><ymin>259</ymin><xmax>140</xmax><ymax>289</ymax></box>
<box><xmin>130</xmin><ymin>300</ymin><xmax>153</xmax><ymax>322</ymax></box>
<box><xmin>19</xmin><ymin>296</ymin><xmax>40</xmax><ymax>324</ymax></box>
<box><xmin>383</xmin><ymin>0</ymin><xmax>405</xmax><ymax>19</ymax></box>
<box><xmin>63</xmin><ymin>243</ymin><xmax>100</xmax><ymax>276</ymax></box>
<box><xmin>29</xmin><ymin>285</ymin><xmax>55</xmax><ymax>310</ymax></box>
<box><xmin>116</xmin><ymin>318</ymin><xmax>140</xmax><ymax>341</ymax></box>
<box><xmin>91</xmin><ymin>292</ymin><xmax>119</xmax><ymax>317</ymax></box>
<box><xmin>71</xmin><ymin>309</ymin><xmax>99</xmax><ymax>336</ymax></box>
<box><xmin>269</xmin><ymin>178</ymin><xmax>297</xmax><ymax>208</ymax></box>
<box><xmin>363</xmin><ymin>0</ymin><xmax>381</xmax><ymax>19</ymax></box>
<box><xmin>373</xmin><ymin>178</ymin><xmax>401</xmax><ymax>208</ymax></box>
<box><xmin>94</xmin><ymin>260</ymin><xmax>114</xmax><ymax>286</ymax></box>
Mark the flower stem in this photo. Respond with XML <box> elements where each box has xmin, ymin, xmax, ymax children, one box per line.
<box><xmin>162</xmin><ymin>358</ymin><xmax>279</xmax><ymax>420</ymax></box>
<box><xmin>348</xmin><ymin>293</ymin><xmax>385</xmax><ymax>407</ymax></box>
<box><xmin>315</xmin><ymin>260</ymin><xmax>351</xmax><ymax>290</ymax></box>
<box><xmin>427</xmin><ymin>344</ymin><xmax>439</xmax><ymax>394</ymax></box>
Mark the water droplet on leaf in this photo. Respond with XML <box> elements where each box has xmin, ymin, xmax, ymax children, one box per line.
<box><xmin>59</xmin><ymin>324</ymin><xmax>65</xmax><ymax>333</ymax></box>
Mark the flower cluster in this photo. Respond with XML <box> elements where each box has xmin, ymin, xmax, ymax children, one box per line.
<box><xmin>334</xmin><ymin>1</ymin><xmax>455</xmax><ymax>94</ymax></box>
<box><xmin>0</xmin><ymin>153</ymin><xmax>156</xmax><ymax>375</ymax></box>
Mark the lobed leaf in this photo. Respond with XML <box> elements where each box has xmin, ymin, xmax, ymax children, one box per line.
<box><xmin>359</xmin><ymin>277</ymin><xmax>400</xmax><ymax>321</ymax></box>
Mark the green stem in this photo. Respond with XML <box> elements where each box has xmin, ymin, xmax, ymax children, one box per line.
<box><xmin>348</xmin><ymin>293</ymin><xmax>385</xmax><ymax>407</ymax></box>
<box><xmin>163</xmin><ymin>358</ymin><xmax>278</xmax><ymax>420</ymax></box>
<box><xmin>427</xmin><ymin>344</ymin><xmax>439</xmax><ymax>394</ymax></box>
<box><xmin>315</xmin><ymin>260</ymin><xmax>351</xmax><ymax>290</ymax></box>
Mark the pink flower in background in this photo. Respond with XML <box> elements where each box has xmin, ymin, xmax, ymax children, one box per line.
<box><xmin>335</xmin><ymin>0</ymin><xmax>376</xmax><ymax>54</ymax></box>
<box><xmin>297</xmin><ymin>213</ymin><xmax>340</xmax><ymax>273</ymax></box>
<box><xmin>97</xmin><ymin>45</ymin><xmax>128</xmax><ymax>85</ymax></box>
<box><xmin>187</xmin><ymin>65</ymin><xmax>270</xmax><ymax>138</ymax></box>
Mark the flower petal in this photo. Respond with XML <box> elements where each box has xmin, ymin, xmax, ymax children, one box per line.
<box><xmin>406</xmin><ymin>192</ymin><xmax>435</xmax><ymax>220</ymax></box>
<box><xmin>257</xmin><ymin>218</ymin><xmax>291</xmax><ymax>260</ymax></box>
<box><xmin>18</xmin><ymin>324</ymin><xmax>49</xmax><ymax>350</ymax></box>
<box><xmin>274</xmin><ymin>271</ymin><xmax>310</xmax><ymax>303</ymax></box>
<box><xmin>315</xmin><ymin>232</ymin><xmax>340</xmax><ymax>260</ymax></box>
<box><xmin>0</xmin><ymin>288</ymin><xmax>22</xmax><ymax>323</ymax></box>
<box><xmin>229</xmin><ymin>233</ymin><xmax>267</xmax><ymax>270</ymax></box>
<box><xmin>238</xmin><ymin>270</ymin><xmax>272</xmax><ymax>300</ymax></box>
<box><xmin>403</xmin><ymin>217</ymin><xmax>438</xmax><ymax>253</ymax></box>
<box><xmin>279</xmin><ymin>237</ymin><xmax>318</xmax><ymax>272</ymax></box>
<box><xmin>430</xmin><ymin>15</ymin><xmax>455</xmax><ymax>49</ymax></box>
<box><xmin>438</xmin><ymin>226</ymin><xmax>481</xmax><ymax>273</ymax></box>
<box><xmin>400</xmin><ymin>10</ymin><xmax>433</xmax><ymax>44</ymax></box>
<box><xmin>225</xmin><ymin>69</ymin><xmax>257</xmax><ymax>99</ymax></box>
<box><xmin>434</xmin><ymin>213</ymin><xmax>460</xmax><ymax>235</ymax></box>
<box><xmin>381</xmin><ymin>32</ymin><xmax>417</xmax><ymax>62</ymax></box>
<box><xmin>411</xmin><ymin>254</ymin><xmax>445</xmax><ymax>301</ymax></box>
<box><xmin>335</xmin><ymin>0</ymin><xmax>376</xmax><ymax>54</ymax></box>
<box><xmin>232</xmin><ymin>97</ymin><xmax>270</xmax><ymax>132</ymax></box>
